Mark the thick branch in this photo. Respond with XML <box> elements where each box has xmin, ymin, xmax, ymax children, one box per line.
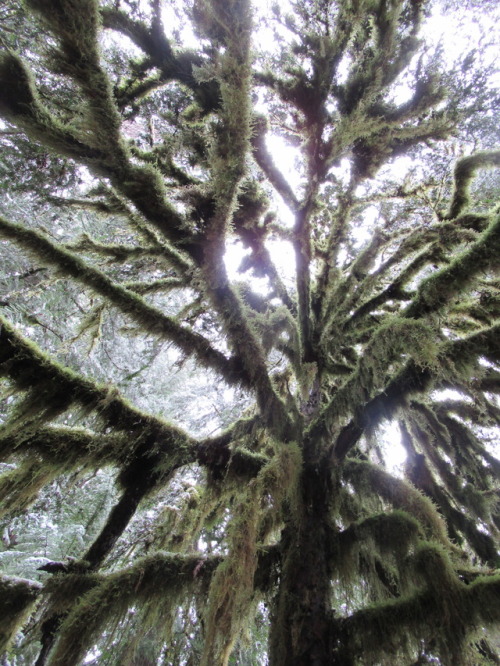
<box><xmin>45</xmin><ymin>552</ymin><xmax>222</xmax><ymax>666</ymax></box>
<box><xmin>0</xmin><ymin>315</ymin><xmax>194</xmax><ymax>449</ymax></box>
<box><xmin>100</xmin><ymin>7</ymin><xmax>220</xmax><ymax>112</ymax></box>
<box><xmin>0</xmin><ymin>217</ymin><xmax>242</xmax><ymax>385</ymax></box>
<box><xmin>318</xmin><ymin>322</ymin><xmax>500</xmax><ymax>461</ymax></box>
<box><xmin>339</xmin><ymin>561</ymin><xmax>500</xmax><ymax>664</ymax></box>
<box><xmin>0</xmin><ymin>575</ymin><xmax>43</xmax><ymax>653</ymax></box>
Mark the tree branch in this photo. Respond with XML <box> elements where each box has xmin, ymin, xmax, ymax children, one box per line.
<box><xmin>0</xmin><ymin>217</ymin><xmax>242</xmax><ymax>385</ymax></box>
<box><xmin>405</xmin><ymin>213</ymin><xmax>500</xmax><ymax>319</ymax></box>
<box><xmin>442</xmin><ymin>151</ymin><xmax>500</xmax><ymax>220</ymax></box>
<box><xmin>0</xmin><ymin>575</ymin><xmax>43</xmax><ymax>653</ymax></box>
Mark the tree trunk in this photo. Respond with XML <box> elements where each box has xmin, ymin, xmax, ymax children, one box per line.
<box><xmin>269</xmin><ymin>460</ymin><xmax>339</xmax><ymax>666</ymax></box>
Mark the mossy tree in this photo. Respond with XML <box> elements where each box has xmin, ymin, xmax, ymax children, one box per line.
<box><xmin>0</xmin><ymin>0</ymin><xmax>499</xmax><ymax>664</ymax></box>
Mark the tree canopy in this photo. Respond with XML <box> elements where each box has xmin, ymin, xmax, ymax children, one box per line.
<box><xmin>0</xmin><ymin>0</ymin><xmax>499</xmax><ymax>664</ymax></box>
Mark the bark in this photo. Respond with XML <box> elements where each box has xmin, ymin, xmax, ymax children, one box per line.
<box><xmin>269</xmin><ymin>455</ymin><xmax>338</xmax><ymax>666</ymax></box>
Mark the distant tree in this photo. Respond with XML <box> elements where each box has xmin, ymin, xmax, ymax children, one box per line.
<box><xmin>0</xmin><ymin>1</ymin><xmax>499</xmax><ymax>665</ymax></box>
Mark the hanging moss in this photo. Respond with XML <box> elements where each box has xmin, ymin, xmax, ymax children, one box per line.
<box><xmin>0</xmin><ymin>219</ymin><xmax>239</xmax><ymax>385</ymax></box>
<box><xmin>0</xmin><ymin>1</ymin><xmax>498</xmax><ymax>663</ymax></box>
<box><xmin>42</xmin><ymin>571</ymin><xmax>101</xmax><ymax>617</ymax></box>
<box><xmin>343</xmin><ymin>459</ymin><xmax>449</xmax><ymax>544</ymax></box>
<box><xmin>315</xmin><ymin>316</ymin><xmax>439</xmax><ymax>433</ymax></box>
<box><xmin>0</xmin><ymin>575</ymin><xmax>42</xmax><ymax>653</ymax></box>
<box><xmin>0</xmin><ymin>53</ymin><xmax>104</xmax><ymax>164</ymax></box>
<box><xmin>201</xmin><ymin>441</ymin><xmax>301</xmax><ymax>665</ymax></box>
<box><xmin>339</xmin><ymin>541</ymin><xmax>491</xmax><ymax>665</ymax></box>
<box><xmin>405</xmin><ymin>212</ymin><xmax>500</xmax><ymax>319</ymax></box>
<box><xmin>23</xmin><ymin>0</ymin><xmax>101</xmax><ymax>64</ymax></box>
<box><xmin>0</xmin><ymin>317</ymin><xmax>208</xmax><ymax>509</ymax></box>
<box><xmin>332</xmin><ymin>510</ymin><xmax>422</xmax><ymax>583</ymax></box>
<box><xmin>201</xmin><ymin>486</ymin><xmax>261</xmax><ymax>666</ymax></box>
<box><xmin>0</xmin><ymin>458</ymin><xmax>63</xmax><ymax>516</ymax></box>
<box><xmin>0</xmin><ymin>427</ymin><xmax>135</xmax><ymax>486</ymax></box>
<box><xmin>0</xmin><ymin>315</ymin><xmax>194</xmax><ymax>442</ymax></box>
<box><xmin>46</xmin><ymin>552</ymin><xmax>221</xmax><ymax>666</ymax></box>
<box><xmin>406</xmin><ymin>405</ymin><xmax>496</xmax><ymax>527</ymax></box>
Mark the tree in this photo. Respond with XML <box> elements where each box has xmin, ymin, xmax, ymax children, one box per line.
<box><xmin>0</xmin><ymin>0</ymin><xmax>499</xmax><ymax>664</ymax></box>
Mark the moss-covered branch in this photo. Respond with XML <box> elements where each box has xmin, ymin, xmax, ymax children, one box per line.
<box><xmin>0</xmin><ymin>426</ymin><xmax>126</xmax><ymax>488</ymax></box>
<box><xmin>124</xmin><ymin>276</ymin><xmax>186</xmax><ymax>294</ymax></box>
<box><xmin>64</xmin><ymin>235</ymin><xmax>168</xmax><ymax>263</ymax></box>
<box><xmin>0</xmin><ymin>52</ymin><xmax>192</xmax><ymax>254</ymax></box>
<box><xmin>45</xmin><ymin>552</ymin><xmax>222</xmax><ymax>666</ymax></box>
<box><xmin>443</xmin><ymin>151</ymin><xmax>500</xmax><ymax>220</ymax></box>
<box><xmin>317</xmin><ymin>320</ymin><xmax>500</xmax><ymax>461</ymax></box>
<box><xmin>314</xmin><ymin>316</ymin><xmax>439</xmax><ymax>439</ymax></box>
<box><xmin>0</xmin><ymin>217</ymin><xmax>241</xmax><ymax>385</ymax></box>
<box><xmin>49</xmin><ymin>190</ymin><xmax>191</xmax><ymax>270</ymax></box>
<box><xmin>0</xmin><ymin>379</ymin><xmax>267</xmax><ymax>499</ymax></box>
<box><xmin>339</xmin><ymin>544</ymin><xmax>500</xmax><ymax>665</ymax></box>
<box><xmin>0</xmin><ymin>575</ymin><xmax>43</xmax><ymax>653</ymax></box>
<box><xmin>331</xmin><ymin>510</ymin><xmax>422</xmax><ymax>581</ymax></box>
<box><xmin>195</xmin><ymin>431</ymin><xmax>269</xmax><ymax>481</ymax></box>
<box><xmin>0</xmin><ymin>315</ymin><xmax>194</xmax><ymax>445</ymax></box>
<box><xmin>341</xmin><ymin>213</ymin><xmax>488</xmax><ymax>330</ymax></box>
<box><xmin>343</xmin><ymin>460</ymin><xmax>448</xmax><ymax>544</ymax></box>
<box><xmin>401</xmin><ymin>421</ymin><xmax>499</xmax><ymax>566</ymax></box>
<box><xmin>100</xmin><ymin>7</ymin><xmax>220</xmax><ymax>112</ymax></box>
<box><xmin>0</xmin><ymin>52</ymin><xmax>106</xmax><ymax>163</ymax></box>
<box><xmin>189</xmin><ymin>2</ymin><xmax>295</xmax><ymax>439</ymax></box>
<box><xmin>405</xmin><ymin>213</ymin><xmax>500</xmax><ymax>319</ymax></box>
<box><xmin>338</xmin><ymin>325</ymin><xmax>500</xmax><ymax>458</ymax></box>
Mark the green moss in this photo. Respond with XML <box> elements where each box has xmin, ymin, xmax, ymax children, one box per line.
<box><xmin>201</xmin><ymin>441</ymin><xmax>301</xmax><ymax>665</ymax></box>
<box><xmin>0</xmin><ymin>316</ymin><xmax>201</xmax><ymax>508</ymax></box>
<box><xmin>24</xmin><ymin>0</ymin><xmax>101</xmax><ymax>62</ymax></box>
<box><xmin>344</xmin><ymin>459</ymin><xmax>449</xmax><ymax>544</ymax></box>
<box><xmin>201</xmin><ymin>492</ymin><xmax>260</xmax><ymax>666</ymax></box>
<box><xmin>0</xmin><ymin>219</ymin><xmax>237</xmax><ymax>383</ymax></box>
<box><xmin>48</xmin><ymin>552</ymin><xmax>220</xmax><ymax>666</ymax></box>
<box><xmin>317</xmin><ymin>316</ymin><xmax>439</xmax><ymax>432</ymax></box>
<box><xmin>0</xmin><ymin>575</ymin><xmax>42</xmax><ymax>653</ymax></box>
<box><xmin>405</xmin><ymin>212</ymin><xmax>500</xmax><ymax>318</ymax></box>
<box><xmin>444</xmin><ymin>151</ymin><xmax>500</xmax><ymax>220</ymax></box>
<box><xmin>341</xmin><ymin>541</ymin><xmax>500</xmax><ymax>664</ymax></box>
<box><xmin>467</xmin><ymin>574</ymin><xmax>500</xmax><ymax>626</ymax></box>
<box><xmin>412</xmin><ymin>542</ymin><xmax>460</xmax><ymax>590</ymax></box>
<box><xmin>0</xmin><ymin>459</ymin><xmax>62</xmax><ymax>516</ymax></box>
<box><xmin>0</xmin><ymin>53</ymin><xmax>104</xmax><ymax>163</ymax></box>
<box><xmin>43</xmin><ymin>571</ymin><xmax>101</xmax><ymax>616</ymax></box>
<box><xmin>334</xmin><ymin>510</ymin><xmax>421</xmax><ymax>578</ymax></box>
<box><xmin>0</xmin><ymin>426</ymin><xmax>134</xmax><ymax>513</ymax></box>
